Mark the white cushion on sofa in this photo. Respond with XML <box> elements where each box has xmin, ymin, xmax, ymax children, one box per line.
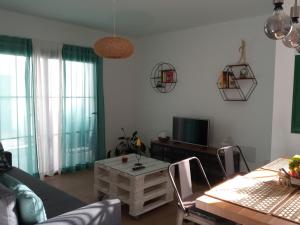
<box><xmin>0</xmin><ymin>182</ymin><xmax>18</xmax><ymax>225</ymax></box>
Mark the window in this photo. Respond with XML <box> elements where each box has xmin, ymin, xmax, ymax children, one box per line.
<box><xmin>61</xmin><ymin>60</ymin><xmax>97</xmax><ymax>169</ymax></box>
<box><xmin>33</xmin><ymin>43</ymin><xmax>104</xmax><ymax>175</ymax></box>
<box><xmin>0</xmin><ymin>36</ymin><xmax>38</xmax><ymax>175</ymax></box>
<box><xmin>0</xmin><ymin>53</ymin><xmax>35</xmax><ymax>169</ymax></box>
<box><xmin>0</xmin><ymin>36</ymin><xmax>105</xmax><ymax>176</ymax></box>
<box><xmin>61</xmin><ymin>44</ymin><xmax>105</xmax><ymax>172</ymax></box>
<box><xmin>34</xmin><ymin>53</ymin><xmax>62</xmax><ymax>176</ymax></box>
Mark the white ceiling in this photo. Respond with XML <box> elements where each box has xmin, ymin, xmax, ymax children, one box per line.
<box><xmin>0</xmin><ymin>0</ymin><xmax>272</xmax><ymax>37</ymax></box>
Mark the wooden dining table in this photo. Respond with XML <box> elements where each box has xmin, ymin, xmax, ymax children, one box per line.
<box><xmin>195</xmin><ymin>159</ymin><xmax>299</xmax><ymax>225</ymax></box>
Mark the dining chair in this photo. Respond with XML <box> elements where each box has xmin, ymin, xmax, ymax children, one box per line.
<box><xmin>168</xmin><ymin>157</ymin><xmax>236</xmax><ymax>225</ymax></box>
<box><xmin>217</xmin><ymin>145</ymin><xmax>250</xmax><ymax>179</ymax></box>
<box><xmin>0</xmin><ymin>142</ymin><xmax>12</xmax><ymax>168</ymax></box>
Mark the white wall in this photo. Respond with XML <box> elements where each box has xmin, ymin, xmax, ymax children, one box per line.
<box><xmin>0</xmin><ymin>9</ymin><xmax>137</xmax><ymax>153</ymax></box>
<box><xmin>135</xmin><ymin>15</ymin><xmax>276</xmax><ymax>168</ymax></box>
<box><xmin>0</xmin><ymin>9</ymin><xmax>281</xmax><ymax>166</ymax></box>
<box><xmin>271</xmin><ymin>1</ymin><xmax>300</xmax><ymax>159</ymax></box>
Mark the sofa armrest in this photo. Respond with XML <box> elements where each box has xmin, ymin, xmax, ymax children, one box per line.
<box><xmin>37</xmin><ymin>199</ymin><xmax>122</xmax><ymax>225</ymax></box>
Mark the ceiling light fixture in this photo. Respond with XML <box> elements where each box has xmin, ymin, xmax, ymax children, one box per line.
<box><xmin>264</xmin><ymin>0</ymin><xmax>292</xmax><ymax>40</ymax></box>
<box><xmin>282</xmin><ymin>0</ymin><xmax>300</xmax><ymax>47</ymax></box>
<box><xmin>94</xmin><ymin>0</ymin><xmax>134</xmax><ymax>59</ymax></box>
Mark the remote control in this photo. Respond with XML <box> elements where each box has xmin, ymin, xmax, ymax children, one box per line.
<box><xmin>132</xmin><ymin>165</ymin><xmax>145</xmax><ymax>171</ymax></box>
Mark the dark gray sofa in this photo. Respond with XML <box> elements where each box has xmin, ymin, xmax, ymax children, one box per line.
<box><xmin>2</xmin><ymin>152</ymin><xmax>122</xmax><ymax>225</ymax></box>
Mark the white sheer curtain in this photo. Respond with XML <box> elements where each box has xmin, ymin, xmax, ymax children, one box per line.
<box><xmin>33</xmin><ymin>40</ymin><xmax>63</xmax><ymax>178</ymax></box>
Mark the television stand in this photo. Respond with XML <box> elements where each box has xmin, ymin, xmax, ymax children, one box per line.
<box><xmin>150</xmin><ymin>140</ymin><xmax>240</xmax><ymax>184</ymax></box>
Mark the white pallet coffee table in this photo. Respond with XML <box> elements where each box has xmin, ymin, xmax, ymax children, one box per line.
<box><xmin>94</xmin><ymin>154</ymin><xmax>174</xmax><ymax>217</ymax></box>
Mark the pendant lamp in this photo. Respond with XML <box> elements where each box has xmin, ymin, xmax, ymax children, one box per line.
<box><xmin>94</xmin><ymin>0</ymin><xmax>134</xmax><ymax>59</ymax></box>
<box><xmin>264</xmin><ymin>0</ymin><xmax>292</xmax><ymax>40</ymax></box>
<box><xmin>282</xmin><ymin>0</ymin><xmax>300</xmax><ymax>48</ymax></box>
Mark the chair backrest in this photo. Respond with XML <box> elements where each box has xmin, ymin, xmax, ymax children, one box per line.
<box><xmin>0</xmin><ymin>143</ymin><xmax>12</xmax><ymax>167</ymax></box>
<box><xmin>217</xmin><ymin>145</ymin><xmax>250</xmax><ymax>179</ymax></box>
<box><xmin>3</xmin><ymin>152</ymin><xmax>12</xmax><ymax>167</ymax></box>
<box><xmin>168</xmin><ymin>157</ymin><xmax>211</xmax><ymax>211</ymax></box>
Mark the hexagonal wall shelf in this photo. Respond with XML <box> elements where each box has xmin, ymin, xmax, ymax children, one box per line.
<box><xmin>217</xmin><ymin>63</ymin><xmax>257</xmax><ymax>101</ymax></box>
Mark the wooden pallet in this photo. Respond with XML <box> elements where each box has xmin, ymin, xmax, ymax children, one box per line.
<box><xmin>94</xmin><ymin>155</ymin><xmax>173</xmax><ymax>217</ymax></box>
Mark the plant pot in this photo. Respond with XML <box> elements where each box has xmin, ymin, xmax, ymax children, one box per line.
<box><xmin>122</xmin><ymin>156</ymin><xmax>128</xmax><ymax>163</ymax></box>
<box><xmin>291</xmin><ymin>176</ymin><xmax>300</xmax><ymax>187</ymax></box>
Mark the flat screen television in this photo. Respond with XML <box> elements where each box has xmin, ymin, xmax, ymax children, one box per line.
<box><xmin>172</xmin><ymin>117</ymin><xmax>209</xmax><ymax>147</ymax></box>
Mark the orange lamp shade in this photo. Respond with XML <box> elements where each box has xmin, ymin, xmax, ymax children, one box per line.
<box><xmin>94</xmin><ymin>36</ymin><xmax>134</xmax><ymax>59</ymax></box>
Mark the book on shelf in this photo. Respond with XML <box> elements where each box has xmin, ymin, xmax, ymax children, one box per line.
<box><xmin>160</xmin><ymin>70</ymin><xmax>174</xmax><ymax>83</ymax></box>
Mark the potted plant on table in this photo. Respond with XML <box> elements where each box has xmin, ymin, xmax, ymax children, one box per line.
<box><xmin>289</xmin><ymin>155</ymin><xmax>300</xmax><ymax>186</ymax></box>
<box><xmin>114</xmin><ymin>128</ymin><xmax>146</xmax><ymax>163</ymax></box>
<box><xmin>132</xmin><ymin>136</ymin><xmax>146</xmax><ymax>166</ymax></box>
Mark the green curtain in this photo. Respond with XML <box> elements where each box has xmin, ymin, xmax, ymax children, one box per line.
<box><xmin>0</xmin><ymin>35</ymin><xmax>38</xmax><ymax>176</ymax></box>
<box><xmin>61</xmin><ymin>44</ymin><xmax>105</xmax><ymax>172</ymax></box>
<box><xmin>292</xmin><ymin>55</ymin><xmax>300</xmax><ymax>133</ymax></box>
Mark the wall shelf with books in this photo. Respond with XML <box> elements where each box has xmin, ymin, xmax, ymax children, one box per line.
<box><xmin>150</xmin><ymin>62</ymin><xmax>177</xmax><ymax>93</ymax></box>
<box><xmin>217</xmin><ymin>63</ymin><xmax>257</xmax><ymax>102</ymax></box>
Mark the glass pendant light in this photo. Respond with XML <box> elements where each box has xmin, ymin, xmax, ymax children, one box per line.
<box><xmin>283</xmin><ymin>1</ymin><xmax>300</xmax><ymax>48</ymax></box>
<box><xmin>264</xmin><ymin>0</ymin><xmax>292</xmax><ymax>40</ymax></box>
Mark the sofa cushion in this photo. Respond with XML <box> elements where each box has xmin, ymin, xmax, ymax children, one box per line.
<box><xmin>38</xmin><ymin>200</ymin><xmax>122</xmax><ymax>225</ymax></box>
<box><xmin>5</xmin><ymin>167</ymin><xmax>85</xmax><ymax>219</ymax></box>
<box><xmin>0</xmin><ymin>182</ymin><xmax>18</xmax><ymax>225</ymax></box>
<box><xmin>0</xmin><ymin>174</ymin><xmax>47</xmax><ymax>225</ymax></box>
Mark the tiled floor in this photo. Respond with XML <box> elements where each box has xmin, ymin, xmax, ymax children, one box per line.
<box><xmin>44</xmin><ymin>169</ymin><xmax>205</xmax><ymax>225</ymax></box>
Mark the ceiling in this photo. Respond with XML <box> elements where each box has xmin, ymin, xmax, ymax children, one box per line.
<box><xmin>0</xmin><ymin>0</ymin><xmax>272</xmax><ymax>37</ymax></box>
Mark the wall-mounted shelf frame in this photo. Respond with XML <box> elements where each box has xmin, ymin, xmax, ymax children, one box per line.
<box><xmin>150</xmin><ymin>62</ymin><xmax>177</xmax><ymax>93</ymax></box>
<box><xmin>217</xmin><ymin>63</ymin><xmax>257</xmax><ymax>102</ymax></box>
